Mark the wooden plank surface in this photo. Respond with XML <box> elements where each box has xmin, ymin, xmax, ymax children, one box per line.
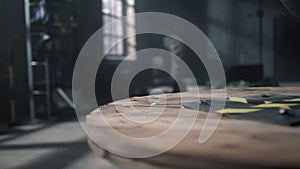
<box><xmin>87</xmin><ymin>87</ymin><xmax>300</xmax><ymax>169</ymax></box>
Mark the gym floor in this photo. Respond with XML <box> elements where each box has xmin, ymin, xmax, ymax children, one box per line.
<box><xmin>0</xmin><ymin>120</ymin><xmax>119</xmax><ymax>169</ymax></box>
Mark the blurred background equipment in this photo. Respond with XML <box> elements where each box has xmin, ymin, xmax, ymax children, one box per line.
<box><xmin>24</xmin><ymin>0</ymin><xmax>76</xmax><ymax>122</ymax></box>
<box><xmin>9</xmin><ymin>50</ymin><xmax>16</xmax><ymax>124</ymax></box>
<box><xmin>0</xmin><ymin>0</ymin><xmax>298</xmax><ymax>125</ymax></box>
<box><xmin>0</xmin><ymin>0</ymin><xmax>300</xmax><ymax>168</ymax></box>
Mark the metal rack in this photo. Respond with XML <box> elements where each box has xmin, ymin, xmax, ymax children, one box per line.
<box><xmin>24</xmin><ymin>0</ymin><xmax>51</xmax><ymax>121</ymax></box>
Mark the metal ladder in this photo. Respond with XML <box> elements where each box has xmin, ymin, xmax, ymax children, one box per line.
<box><xmin>24</xmin><ymin>0</ymin><xmax>51</xmax><ymax>121</ymax></box>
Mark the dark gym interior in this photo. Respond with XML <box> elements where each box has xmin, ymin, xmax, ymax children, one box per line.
<box><xmin>0</xmin><ymin>0</ymin><xmax>299</xmax><ymax>169</ymax></box>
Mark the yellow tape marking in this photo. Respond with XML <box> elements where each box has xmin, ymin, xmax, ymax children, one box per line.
<box><xmin>252</xmin><ymin>103</ymin><xmax>298</xmax><ymax>109</ymax></box>
<box><xmin>216</xmin><ymin>108</ymin><xmax>261</xmax><ymax>114</ymax></box>
<box><xmin>264</xmin><ymin>101</ymin><xmax>272</xmax><ymax>104</ymax></box>
<box><xmin>229</xmin><ymin>97</ymin><xmax>248</xmax><ymax>104</ymax></box>
<box><xmin>283</xmin><ymin>98</ymin><xmax>300</xmax><ymax>102</ymax></box>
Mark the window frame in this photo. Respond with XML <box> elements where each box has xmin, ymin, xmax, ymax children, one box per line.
<box><xmin>101</xmin><ymin>0</ymin><xmax>137</xmax><ymax>61</ymax></box>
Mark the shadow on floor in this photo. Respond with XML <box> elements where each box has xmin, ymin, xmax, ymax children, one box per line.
<box><xmin>11</xmin><ymin>139</ymin><xmax>91</xmax><ymax>169</ymax></box>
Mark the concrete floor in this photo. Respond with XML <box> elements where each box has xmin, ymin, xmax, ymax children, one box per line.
<box><xmin>0</xmin><ymin>120</ymin><xmax>119</xmax><ymax>169</ymax></box>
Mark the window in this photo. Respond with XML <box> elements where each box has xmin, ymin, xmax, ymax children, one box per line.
<box><xmin>101</xmin><ymin>0</ymin><xmax>136</xmax><ymax>60</ymax></box>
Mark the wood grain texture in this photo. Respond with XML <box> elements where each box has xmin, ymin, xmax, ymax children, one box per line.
<box><xmin>87</xmin><ymin>87</ymin><xmax>300</xmax><ymax>169</ymax></box>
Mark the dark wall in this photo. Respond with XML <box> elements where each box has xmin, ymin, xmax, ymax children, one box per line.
<box><xmin>62</xmin><ymin>0</ymin><xmax>102</xmax><ymax>87</ymax></box>
<box><xmin>274</xmin><ymin>16</ymin><xmax>300</xmax><ymax>81</ymax></box>
<box><xmin>95</xmin><ymin>0</ymin><xmax>297</xmax><ymax>105</ymax></box>
<box><xmin>0</xmin><ymin>0</ymin><xmax>27</xmax><ymax>122</ymax></box>
<box><xmin>0</xmin><ymin>0</ymin><xmax>101</xmax><ymax>122</ymax></box>
<box><xmin>135</xmin><ymin>0</ymin><xmax>294</xmax><ymax>79</ymax></box>
<box><xmin>0</xmin><ymin>0</ymin><xmax>298</xmax><ymax>121</ymax></box>
<box><xmin>73</xmin><ymin>0</ymin><xmax>101</xmax><ymax>54</ymax></box>
<box><xmin>135</xmin><ymin>0</ymin><xmax>209</xmax><ymax>85</ymax></box>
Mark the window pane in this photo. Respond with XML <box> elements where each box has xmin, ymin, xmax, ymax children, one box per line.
<box><xmin>102</xmin><ymin>0</ymin><xmax>136</xmax><ymax>59</ymax></box>
<box><xmin>127</xmin><ymin>26</ymin><xmax>135</xmax><ymax>36</ymax></box>
<box><xmin>108</xmin><ymin>0</ymin><xmax>122</xmax><ymax>17</ymax></box>
<box><xmin>103</xmin><ymin>16</ymin><xmax>123</xmax><ymax>36</ymax></box>
<box><xmin>127</xmin><ymin>46</ymin><xmax>137</xmax><ymax>60</ymax></box>
<box><xmin>103</xmin><ymin>16</ymin><xmax>113</xmax><ymax>35</ymax></box>
<box><xmin>127</xmin><ymin>6</ymin><xmax>135</xmax><ymax>16</ymax></box>
<box><xmin>115</xmin><ymin>20</ymin><xmax>124</xmax><ymax>36</ymax></box>
<box><xmin>102</xmin><ymin>0</ymin><xmax>122</xmax><ymax>17</ymax></box>
<box><xmin>116</xmin><ymin>0</ymin><xmax>123</xmax><ymax>17</ymax></box>
<box><xmin>128</xmin><ymin>46</ymin><xmax>136</xmax><ymax>54</ymax></box>
<box><xmin>113</xmin><ymin>38</ymin><xmax>124</xmax><ymax>54</ymax></box>
<box><xmin>104</xmin><ymin>37</ymin><xmax>124</xmax><ymax>55</ymax></box>
<box><xmin>127</xmin><ymin>35</ymin><xmax>136</xmax><ymax>46</ymax></box>
<box><xmin>103</xmin><ymin>15</ymin><xmax>113</xmax><ymax>25</ymax></box>
<box><xmin>127</xmin><ymin>0</ymin><xmax>135</xmax><ymax>6</ymax></box>
<box><xmin>102</xmin><ymin>0</ymin><xmax>112</xmax><ymax>14</ymax></box>
<box><xmin>127</xmin><ymin>12</ymin><xmax>135</xmax><ymax>26</ymax></box>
